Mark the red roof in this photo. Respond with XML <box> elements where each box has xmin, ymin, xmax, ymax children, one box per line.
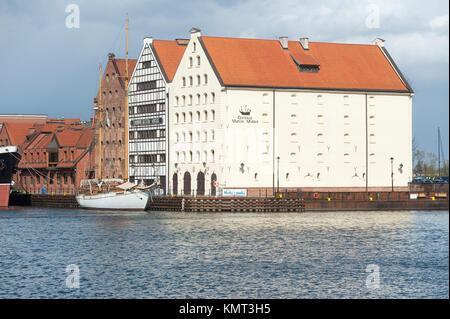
<box><xmin>56</xmin><ymin>130</ymin><xmax>83</xmax><ymax>147</ymax></box>
<box><xmin>200</xmin><ymin>36</ymin><xmax>410</xmax><ymax>92</ymax></box>
<box><xmin>153</xmin><ymin>40</ymin><xmax>187</xmax><ymax>82</ymax></box>
<box><xmin>76</xmin><ymin>128</ymin><xmax>94</xmax><ymax>148</ymax></box>
<box><xmin>114</xmin><ymin>59</ymin><xmax>137</xmax><ymax>78</ymax></box>
<box><xmin>2</xmin><ymin>122</ymin><xmax>35</xmax><ymax>146</ymax></box>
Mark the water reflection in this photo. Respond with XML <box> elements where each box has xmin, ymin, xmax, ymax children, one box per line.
<box><xmin>0</xmin><ymin>208</ymin><xmax>448</xmax><ymax>298</ymax></box>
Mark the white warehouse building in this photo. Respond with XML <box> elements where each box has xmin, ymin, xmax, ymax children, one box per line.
<box><xmin>166</xmin><ymin>28</ymin><xmax>413</xmax><ymax>196</ymax></box>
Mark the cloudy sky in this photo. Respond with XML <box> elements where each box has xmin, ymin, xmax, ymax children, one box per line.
<box><xmin>0</xmin><ymin>0</ymin><xmax>448</xmax><ymax>153</ymax></box>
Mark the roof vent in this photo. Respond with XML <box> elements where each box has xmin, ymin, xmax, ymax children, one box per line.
<box><xmin>299</xmin><ymin>38</ymin><xmax>309</xmax><ymax>50</ymax></box>
<box><xmin>279</xmin><ymin>37</ymin><xmax>289</xmax><ymax>50</ymax></box>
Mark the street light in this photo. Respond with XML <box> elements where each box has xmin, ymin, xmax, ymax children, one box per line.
<box><xmin>390</xmin><ymin>157</ymin><xmax>394</xmax><ymax>192</ymax></box>
<box><xmin>277</xmin><ymin>156</ymin><xmax>280</xmax><ymax>193</ymax></box>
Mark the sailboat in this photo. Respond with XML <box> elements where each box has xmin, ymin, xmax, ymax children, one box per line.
<box><xmin>76</xmin><ymin>18</ymin><xmax>159</xmax><ymax>210</ymax></box>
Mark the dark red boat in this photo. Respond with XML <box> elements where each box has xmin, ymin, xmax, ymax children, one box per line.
<box><xmin>0</xmin><ymin>146</ymin><xmax>21</xmax><ymax>207</ymax></box>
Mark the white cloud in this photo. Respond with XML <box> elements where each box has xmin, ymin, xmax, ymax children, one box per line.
<box><xmin>429</xmin><ymin>14</ymin><xmax>449</xmax><ymax>30</ymax></box>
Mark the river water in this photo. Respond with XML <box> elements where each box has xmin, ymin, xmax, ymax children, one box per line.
<box><xmin>0</xmin><ymin>207</ymin><xmax>448</xmax><ymax>299</ymax></box>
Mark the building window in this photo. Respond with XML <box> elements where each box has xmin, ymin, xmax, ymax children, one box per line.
<box><xmin>136</xmin><ymin>130</ymin><xmax>158</xmax><ymax>139</ymax></box>
<box><xmin>290</xmin><ymin>132</ymin><xmax>297</xmax><ymax>142</ymax></box>
<box><xmin>211</xmin><ymin>129</ymin><xmax>215</xmax><ymax>141</ymax></box>
<box><xmin>188</xmin><ymin>95</ymin><xmax>193</xmax><ymax>105</ymax></box>
<box><xmin>142</xmin><ymin>61</ymin><xmax>152</xmax><ymax>68</ymax></box>
<box><xmin>106</xmin><ymin>74</ymin><xmax>109</xmax><ymax>82</ymax></box>
<box><xmin>182</xmin><ymin>77</ymin><xmax>186</xmax><ymax>87</ymax></box>
<box><xmin>197</xmin><ymin>56</ymin><xmax>201</xmax><ymax>66</ymax></box>
<box><xmin>210</xmin><ymin>150</ymin><xmax>215</xmax><ymax>163</ymax></box>
<box><xmin>203</xmin><ymin>110</ymin><xmax>208</xmax><ymax>122</ymax></box>
<box><xmin>137</xmin><ymin>80</ymin><xmax>157</xmax><ymax>91</ymax></box>
<box><xmin>344</xmin><ymin>115</ymin><xmax>350</xmax><ymax>125</ymax></box>
<box><xmin>211</xmin><ymin>92</ymin><xmax>215</xmax><ymax>104</ymax></box>
<box><xmin>189</xmin><ymin>112</ymin><xmax>193</xmax><ymax>123</ymax></box>
<box><xmin>204</xmin><ymin>74</ymin><xmax>208</xmax><ymax>84</ymax></box>
<box><xmin>136</xmin><ymin>104</ymin><xmax>157</xmax><ymax>114</ymax></box>
<box><xmin>290</xmin><ymin>114</ymin><xmax>297</xmax><ymax>123</ymax></box>
<box><xmin>203</xmin><ymin>93</ymin><xmax>208</xmax><ymax>105</ymax></box>
<box><xmin>211</xmin><ymin>110</ymin><xmax>215</xmax><ymax>121</ymax></box>
<box><xmin>175</xmin><ymin>113</ymin><xmax>179</xmax><ymax>124</ymax></box>
<box><xmin>193</xmin><ymin>42</ymin><xmax>196</xmax><ymax>52</ymax></box>
<box><xmin>189</xmin><ymin>57</ymin><xmax>193</xmax><ymax>67</ymax></box>
<box><xmin>197</xmin><ymin>75</ymin><xmax>201</xmax><ymax>86</ymax></box>
<box><xmin>189</xmin><ymin>76</ymin><xmax>193</xmax><ymax>86</ymax></box>
<box><xmin>317</xmin><ymin>95</ymin><xmax>324</xmax><ymax>105</ymax></box>
<box><xmin>196</xmin><ymin>111</ymin><xmax>201</xmax><ymax>121</ymax></box>
<box><xmin>196</xmin><ymin>94</ymin><xmax>201</xmax><ymax>105</ymax></box>
<box><xmin>344</xmin><ymin>133</ymin><xmax>350</xmax><ymax>144</ymax></box>
<box><xmin>290</xmin><ymin>152</ymin><xmax>296</xmax><ymax>162</ymax></box>
<box><xmin>182</xmin><ymin>96</ymin><xmax>186</xmax><ymax>106</ymax></box>
<box><xmin>317</xmin><ymin>133</ymin><xmax>324</xmax><ymax>143</ymax></box>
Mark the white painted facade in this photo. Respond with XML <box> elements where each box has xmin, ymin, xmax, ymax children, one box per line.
<box><xmin>128</xmin><ymin>38</ymin><xmax>168</xmax><ymax>194</ymax></box>
<box><xmin>168</xmin><ymin>30</ymin><xmax>413</xmax><ymax>195</ymax></box>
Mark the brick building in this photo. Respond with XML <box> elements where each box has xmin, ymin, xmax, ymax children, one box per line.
<box><xmin>0</xmin><ymin>116</ymin><xmax>95</xmax><ymax>194</ymax></box>
<box><xmin>93</xmin><ymin>53</ymin><xmax>137</xmax><ymax>180</ymax></box>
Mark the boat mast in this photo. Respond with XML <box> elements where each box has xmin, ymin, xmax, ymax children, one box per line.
<box><xmin>438</xmin><ymin>127</ymin><xmax>441</xmax><ymax>178</ymax></box>
<box><xmin>124</xmin><ymin>17</ymin><xmax>129</xmax><ymax>182</ymax></box>
<box><xmin>98</xmin><ymin>63</ymin><xmax>103</xmax><ymax>180</ymax></box>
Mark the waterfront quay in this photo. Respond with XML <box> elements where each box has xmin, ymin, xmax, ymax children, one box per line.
<box><xmin>10</xmin><ymin>190</ymin><xmax>449</xmax><ymax>212</ymax></box>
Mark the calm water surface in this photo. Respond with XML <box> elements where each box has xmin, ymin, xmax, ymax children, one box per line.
<box><xmin>0</xmin><ymin>207</ymin><xmax>448</xmax><ymax>298</ymax></box>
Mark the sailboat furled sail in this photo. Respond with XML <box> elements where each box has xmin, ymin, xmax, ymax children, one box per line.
<box><xmin>76</xmin><ymin>18</ymin><xmax>160</xmax><ymax>210</ymax></box>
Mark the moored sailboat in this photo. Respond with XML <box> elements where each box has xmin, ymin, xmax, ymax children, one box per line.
<box><xmin>76</xmin><ymin>18</ymin><xmax>159</xmax><ymax>210</ymax></box>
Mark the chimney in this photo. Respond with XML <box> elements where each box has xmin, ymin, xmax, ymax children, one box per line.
<box><xmin>108</xmin><ymin>53</ymin><xmax>115</xmax><ymax>60</ymax></box>
<box><xmin>299</xmin><ymin>38</ymin><xmax>309</xmax><ymax>50</ymax></box>
<box><xmin>176</xmin><ymin>38</ymin><xmax>190</xmax><ymax>46</ymax></box>
<box><xmin>279</xmin><ymin>36</ymin><xmax>289</xmax><ymax>50</ymax></box>
<box><xmin>189</xmin><ymin>27</ymin><xmax>201</xmax><ymax>38</ymax></box>
<box><xmin>373</xmin><ymin>38</ymin><xmax>385</xmax><ymax>47</ymax></box>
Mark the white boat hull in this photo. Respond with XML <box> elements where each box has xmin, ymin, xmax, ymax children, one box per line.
<box><xmin>76</xmin><ymin>190</ymin><xmax>151</xmax><ymax>210</ymax></box>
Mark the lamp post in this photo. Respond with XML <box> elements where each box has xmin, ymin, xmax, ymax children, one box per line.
<box><xmin>390</xmin><ymin>157</ymin><xmax>394</xmax><ymax>192</ymax></box>
<box><xmin>277</xmin><ymin>156</ymin><xmax>280</xmax><ymax>193</ymax></box>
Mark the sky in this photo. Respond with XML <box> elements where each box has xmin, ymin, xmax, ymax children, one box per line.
<box><xmin>0</xmin><ymin>0</ymin><xmax>448</xmax><ymax>154</ymax></box>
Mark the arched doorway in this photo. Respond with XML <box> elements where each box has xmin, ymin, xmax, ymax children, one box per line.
<box><xmin>172</xmin><ymin>173</ymin><xmax>178</xmax><ymax>195</ymax></box>
<box><xmin>197</xmin><ymin>171</ymin><xmax>205</xmax><ymax>196</ymax></box>
<box><xmin>183</xmin><ymin>171</ymin><xmax>191</xmax><ymax>195</ymax></box>
<box><xmin>211</xmin><ymin>173</ymin><xmax>217</xmax><ymax>196</ymax></box>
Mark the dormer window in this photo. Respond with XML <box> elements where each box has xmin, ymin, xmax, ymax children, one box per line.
<box><xmin>290</xmin><ymin>54</ymin><xmax>320</xmax><ymax>73</ymax></box>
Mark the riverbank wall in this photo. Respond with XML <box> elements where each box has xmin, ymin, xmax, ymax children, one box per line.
<box><xmin>8</xmin><ymin>192</ymin><xmax>449</xmax><ymax>212</ymax></box>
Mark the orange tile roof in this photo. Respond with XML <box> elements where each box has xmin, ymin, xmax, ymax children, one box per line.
<box><xmin>56</xmin><ymin>130</ymin><xmax>83</xmax><ymax>147</ymax></box>
<box><xmin>2</xmin><ymin>122</ymin><xmax>35</xmax><ymax>146</ymax></box>
<box><xmin>114</xmin><ymin>59</ymin><xmax>137</xmax><ymax>78</ymax></box>
<box><xmin>153</xmin><ymin>40</ymin><xmax>188</xmax><ymax>82</ymax></box>
<box><xmin>200</xmin><ymin>36</ymin><xmax>410</xmax><ymax>92</ymax></box>
<box><xmin>75</xmin><ymin>128</ymin><xmax>94</xmax><ymax>148</ymax></box>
